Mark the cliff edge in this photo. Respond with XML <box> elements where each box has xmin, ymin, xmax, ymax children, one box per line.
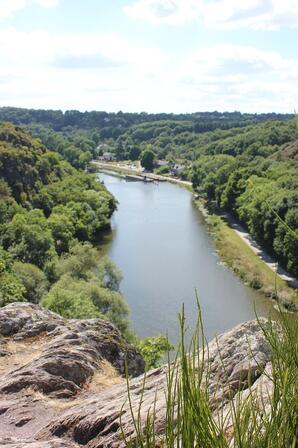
<box><xmin>0</xmin><ymin>303</ymin><xmax>273</xmax><ymax>447</ymax></box>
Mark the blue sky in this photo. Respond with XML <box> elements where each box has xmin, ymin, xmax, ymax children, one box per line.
<box><xmin>0</xmin><ymin>0</ymin><xmax>297</xmax><ymax>113</ymax></box>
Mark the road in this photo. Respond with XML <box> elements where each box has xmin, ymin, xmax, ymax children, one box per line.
<box><xmin>223</xmin><ymin>212</ymin><xmax>298</xmax><ymax>288</ymax></box>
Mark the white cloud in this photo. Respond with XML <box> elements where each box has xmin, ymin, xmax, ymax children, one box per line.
<box><xmin>0</xmin><ymin>0</ymin><xmax>27</xmax><ymax>20</ymax></box>
<box><xmin>0</xmin><ymin>28</ymin><xmax>165</xmax><ymax>70</ymax></box>
<box><xmin>181</xmin><ymin>45</ymin><xmax>285</xmax><ymax>81</ymax></box>
<box><xmin>35</xmin><ymin>0</ymin><xmax>59</xmax><ymax>7</ymax></box>
<box><xmin>203</xmin><ymin>0</ymin><xmax>298</xmax><ymax>30</ymax></box>
<box><xmin>0</xmin><ymin>28</ymin><xmax>297</xmax><ymax>112</ymax></box>
<box><xmin>176</xmin><ymin>45</ymin><xmax>298</xmax><ymax>112</ymax></box>
<box><xmin>0</xmin><ymin>28</ymin><xmax>168</xmax><ymax>111</ymax></box>
<box><xmin>0</xmin><ymin>0</ymin><xmax>59</xmax><ymax>20</ymax></box>
<box><xmin>124</xmin><ymin>0</ymin><xmax>298</xmax><ymax>29</ymax></box>
<box><xmin>124</xmin><ymin>0</ymin><xmax>201</xmax><ymax>25</ymax></box>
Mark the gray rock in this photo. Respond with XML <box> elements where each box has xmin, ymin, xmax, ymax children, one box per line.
<box><xmin>0</xmin><ymin>303</ymin><xmax>144</xmax><ymax>444</ymax></box>
<box><xmin>0</xmin><ymin>439</ymin><xmax>75</xmax><ymax>447</ymax></box>
<box><xmin>0</xmin><ymin>303</ymin><xmax>274</xmax><ymax>447</ymax></box>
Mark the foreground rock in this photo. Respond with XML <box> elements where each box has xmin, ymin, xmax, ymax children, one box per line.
<box><xmin>0</xmin><ymin>303</ymin><xmax>144</xmax><ymax>445</ymax></box>
<box><xmin>0</xmin><ymin>304</ymin><xmax>273</xmax><ymax>447</ymax></box>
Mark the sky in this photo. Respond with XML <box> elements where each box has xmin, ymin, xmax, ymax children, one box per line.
<box><xmin>0</xmin><ymin>0</ymin><xmax>297</xmax><ymax>113</ymax></box>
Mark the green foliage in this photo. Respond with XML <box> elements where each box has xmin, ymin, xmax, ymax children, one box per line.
<box><xmin>0</xmin><ymin>107</ymin><xmax>296</xmax><ymax>167</ymax></box>
<box><xmin>13</xmin><ymin>261</ymin><xmax>49</xmax><ymax>303</ymax></box>
<box><xmin>191</xmin><ymin>124</ymin><xmax>298</xmax><ymax>277</ymax></box>
<box><xmin>235</xmin><ymin>176</ymin><xmax>298</xmax><ymax>275</ymax></box>
<box><xmin>0</xmin><ymin>123</ymin><xmax>129</xmax><ymax>335</ymax></box>
<box><xmin>0</xmin><ymin>126</ymin><xmax>116</xmax><ymax>277</ymax></box>
<box><xmin>41</xmin><ymin>273</ymin><xmax>129</xmax><ymax>332</ymax></box>
<box><xmin>2</xmin><ymin>209</ymin><xmax>56</xmax><ymax>268</ymax></box>
<box><xmin>129</xmin><ymin>146</ymin><xmax>141</xmax><ymax>161</ymax></box>
<box><xmin>137</xmin><ymin>335</ymin><xmax>173</xmax><ymax>371</ymax></box>
<box><xmin>41</xmin><ymin>279</ymin><xmax>102</xmax><ymax>320</ymax></box>
<box><xmin>0</xmin><ymin>181</ymin><xmax>21</xmax><ymax>225</ymax></box>
<box><xmin>33</xmin><ymin>173</ymin><xmax>116</xmax><ymax>238</ymax></box>
<box><xmin>123</xmin><ymin>303</ymin><xmax>298</xmax><ymax>447</ymax></box>
<box><xmin>53</xmin><ymin>241</ymin><xmax>115</xmax><ymax>284</ymax></box>
<box><xmin>55</xmin><ymin>242</ymin><xmax>100</xmax><ymax>280</ymax></box>
<box><xmin>140</xmin><ymin>148</ymin><xmax>155</xmax><ymax>171</ymax></box>
<box><xmin>63</xmin><ymin>145</ymin><xmax>92</xmax><ymax>169</ymax></box>
<box><xmin>98</xmin><ymin>256</ymin><xmax>123</xmax><ymax>292</ymax></box>
<box><xmin>0</xmin><ymin>123</ymin><xmax>72</xmax><ymax>202</ymax></box>
<box><xmin>274</xmin><ymin>208</ymin><xmax>298</xmax><ymax>275</ymax></box>
<box><xmin>0</xmin><ymin>247</ymin><xmax>25</xmax><ymax>306</ymax></box>
<box><xmin>41</xmin><ymin>242</ymin><xmax>129</xmax><ymax>332</ymax></box>
<box><xmin>47</xmin><ymin>212</ymin><xmax>75</xmax><ymax>254</ymax></box>
<box><xmin>155</xmin><ymin>165</ymin><xmax>169</xmax><ymax>175</ymax></box>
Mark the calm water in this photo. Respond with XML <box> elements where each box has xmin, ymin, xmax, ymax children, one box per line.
<box><xmin>98</xmin><ymin>173</ymin><xmax>275</xmax><ymax>344</ymax></box>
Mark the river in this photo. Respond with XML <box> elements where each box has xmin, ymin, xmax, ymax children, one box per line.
<box><xmin>98</xmin><ymin>173</ymin><xmax>275</xmax><ymax>344</ymax></box>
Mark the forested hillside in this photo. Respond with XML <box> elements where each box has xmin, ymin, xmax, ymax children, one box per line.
<box><xmin>0</xmin><ymin>123</ymin><xmax>130</xmax><ymax>333</ymax></box>
<box><xmin>0</xmin><ymin>108</ymin><xmax>297</xmax><ymax>278</ymax></box>
<box><xmin>0</xmin><ymin>106</ymin><xmax>293</xmax><ymax>131</ymax></box>
<box><xmin>0</xmin><ymin>107</ymin><xmax>294</xmax><ymax>168</ymax></box>
<box><xmin>191</xmin><ymin>120</ymin><xmax>298</xmax><ymax>278</ymax></box>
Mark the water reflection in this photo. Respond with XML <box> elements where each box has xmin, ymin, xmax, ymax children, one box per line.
<box><xmin>98</xmin><ymin>173</ymin><xmax>276</xmax><ymax>344</ymax></box>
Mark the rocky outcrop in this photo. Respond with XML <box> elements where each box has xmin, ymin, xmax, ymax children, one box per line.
<box><xmin>0</xmin><ymin>303</ymin><xmax>144</xmax><ymax>446</ymax></box>
<box><xmin>0</xmin><ymin>303</ymin><xmax>274</xmax><ymax>447</ymax></box>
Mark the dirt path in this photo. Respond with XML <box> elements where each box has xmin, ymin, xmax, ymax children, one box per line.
<box><xmin>223</xmin><ymin>213</ymin><xmax>298</xmax><ymax>288</ymax></box>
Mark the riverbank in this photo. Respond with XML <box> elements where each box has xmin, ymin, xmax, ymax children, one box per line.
<box><xmin>93</xmin><ymin>164</ymin><xmax>297</xmax><ymax>311</ymax></box>
<box><xmin>97</xmin><ymin>172</ymin><xmax>274</xmax><ymax>342</ymax></box>
<box><xmin>90</xmin><ymin>160</ymin><xmax>193</xmax><ymax>189</ymax></box>
<box><xmin>194</xmin><ymin>199</ymin><xmax>298</xmax><ymax>311</ymax></box>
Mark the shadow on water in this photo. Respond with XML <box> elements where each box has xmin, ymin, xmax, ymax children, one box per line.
<box><xmin>97</xmin><ymin>173</ymin><xmax>278</xmax><ymax>345</ymax></box>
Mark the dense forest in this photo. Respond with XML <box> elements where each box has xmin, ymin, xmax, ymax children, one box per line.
<box><xmin>0</xmin><ymin>123</ymin><xmax>131</xmax><ymax>334</ymax></box>
<box><xmin>0</xmin><ymin>107</ymin><xmax>297</xmax><ymax>279</ymax></box>
<box><xmin>190</xmin><ymin>121</ymin><xmax>298</xmax><ymax>278</ymax></box>
<box><xmin>0</xmin><ymin>106</ymin><xmax>293</xmax><ymax>131</ymax></box>
<box><xmin>0</xmin><ymin>106</ymin><xmax>295</xmax><ymax>168</ymax></box>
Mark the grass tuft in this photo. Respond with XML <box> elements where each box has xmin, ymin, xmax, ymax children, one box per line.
<box><xmin>122</xmin><ymin>296</ymin><xmax>298</xmax><ymax>447</ymax></box>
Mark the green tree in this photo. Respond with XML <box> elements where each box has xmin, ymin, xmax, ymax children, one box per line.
<box><xmin>137</xmin><ymin>335</ymin><xmax>173</xmax><ymax>371</ymax></box>
<box><xmin>129</xmin><ymin>146</ymin><xmax>141</xmax><ymax>161</ymax></box>
<box><xmin>41</xmin><ymin>285</ymin><xmax>101</xmax><ymax>320</ymax></box>
<box><xmin>13</xmin><ymin>262</ymin><xmax>49</xmax><ymax>303</ymax></box>
<box><xmin>55</xmin><ymin>242</ymin><xmax>100</xmax><ymax>280</ymax></box>
<box><xmin>41</xmin><ymin>273</ymin><xmax>129</xmax><ymax>333</ymax></box>
<box><xmin>0</xmin><ymin>247</ymin><xmax>25</xmax><ymax>306</ymax></box>
<box><xmin>140</xmin><ymin>148</ymin><xmax>155</xmax><ymax>171</ymax></box>
<box><xmin>47</xmin><ymin>212</ymin><xmax>75</xmax><ymax>254</ymax></box>
<box><xmin>98</xmin><ymin>256</ymin><xmax>123</xmax><ymax>292</ymax></box>
<box><xmin>2</xmin><ymin>209</ymin><xmax>56</xmax><ymax>268</ymax></box>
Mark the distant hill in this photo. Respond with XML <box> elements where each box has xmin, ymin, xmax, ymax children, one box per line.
<box><xmin>0</xmin><ymin>106</ymin><xmax>294</xmax><ymax>134</ymax></box>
